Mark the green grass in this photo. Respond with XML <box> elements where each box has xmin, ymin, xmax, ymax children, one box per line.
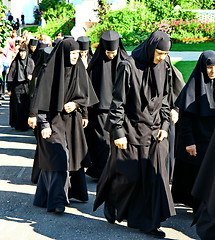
<box><xmin>172</xmin><ymin>61</ymin><xmax>197</xmax><ymax>83</ymax></box>
<box><xmin>21</xmin><ymin>26</ymin><xmax>39</xmax><ymax>33</ymax></box>
<box><xmin>125</xmin><ymin>41</ymin><xmax>215</xmax><ymax>52</ymax></box>
<box><xmin>171</xmin><ymin>41</ymin><xmax>215</xmax><ymax>51</ymax></box>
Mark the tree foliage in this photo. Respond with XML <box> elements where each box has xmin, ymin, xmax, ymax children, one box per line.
<box><xmin>0</xmin><ymin>1</ymin><xmax>12</xmax><ymax>48</ymax></box>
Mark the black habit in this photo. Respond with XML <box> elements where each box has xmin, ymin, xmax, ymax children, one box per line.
<box><xmin>85</xmin><ymin>30</ymin><xmax>128</xmax><ymax>179</ymax></box>
<box><xmin>171</xmin><ymin>50</ymin><xmax>215</xmax><ymax>210</ymax></box>
<box><xmin>93</xmin><ymin>31</ymin><xmax>175</xmax><ymax>232</ymax></box>
<box><xmin>29</xmin><ymin>46</ymin><xmax>54</xmax><ymax>184</ymax></box>
<box><xmin>192</xmin><ymin>129</ymin><xmax>215</xmax><ymax>240</ymax></box>
<box><xmin>7</xmin><ymin>49</ymin><xmax>35</xmax><ymax>131</ymax></box>
<box><xmin>32</xmin><ymin>38</ymin><xmax>98</xmax><ymax>211</ymax></box>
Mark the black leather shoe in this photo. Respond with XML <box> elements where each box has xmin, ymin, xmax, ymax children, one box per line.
<box><xmin>145</xmin><ymin>228</ymin><xmax>165</xmax><ymax>238</ymax></box>
<box><xmin>55</xmin><ymin>206</ymin><xmax>65</xmax><ymax>214</ymax></box>
<box><xmin>104</xmin><ymin>201</ymin><xmax>116</xmax><ymax>224</ymax></box>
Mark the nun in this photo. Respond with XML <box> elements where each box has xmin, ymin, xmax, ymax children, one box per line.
<box><xmin>32</xmin><ymin>38</ymin><xmax>98</xmax><ymax>213</ymax></box>
<box><xmin>85</xmin><ymin>30</ymin><xmax>128</xmax><ymax>179</ymax></box>
<box><xmin>93</xmin><ymin>31</ymin><xmax>175</xmax><ymax>238</ymax></box>
<box><xmin>28</xmin><ymin>38</ymin><xmax>39</xmax><ymax>63</ymax></box>
<box><xmin>28</xmin><ymin>46</ymin><xmax>54</xmax><ymax>184</ymax></box>
<box><xmin>7</xmin><ymin>44</ymin><xmax>35</xmax><ymax>131</ymax></box>
<box><xmin>171</xmin><ymin>50</ymin><xmax>215</xmax><ymax>213</ymax></box>
<box><xmin>77</xmin><ymin>36</ymin><xmax>93</xmax><ymax>69</ymax></box>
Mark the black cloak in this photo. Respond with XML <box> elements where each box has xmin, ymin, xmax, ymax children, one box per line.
<box><xmin>175</xmin><ymin>50</ymin><xmax>215</xmax><ymax>116</ymax></box>
<box><xmin>33</xmin><ymin>38</ymin><xmax>98</xmax><ymax>113</ymax></box>
<box><xmin>85</xmin><ymin>30</ymin><xmax>128</xmax><ymax>178</ymax></box>
<box><xmin>87</xmin><ymin>30</ymin><xmax>128</xmax><ymax>110</ymax></box>
<box><xmin>94</xmin><ymin>31</ymin><xmax>175</xmax><ymax>232</ymax></box>
<box><xmin>171</xmin><ymin>50</ymin><xmax>215</xmax><ymax>209</ymax></box>
<box><xmin>33</xmin><ymin>38</ymin><xmax>98</xmax><ymax>172</ymax></box>
<box><xmin>7</xmin><ymin>49</ymin><xmax>35</xmax><ymax>130</ymax></box>
<box><xmin>191</xmin><ymin>130</ymin><xmax>215</xmax><ymax>240</ymax></box>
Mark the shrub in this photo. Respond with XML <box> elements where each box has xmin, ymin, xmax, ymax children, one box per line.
<box><xmin>87</xmin><ymin>3</ymin><xmax>155</xmax><ymax>46</ymax></box>
<box><xmin>0</xmin><ymin>3</ymin><xmax>12</xmax><ymax>47</ymax></box>
<box><xmin>33</xmin><ymin>0</ymin><xmax>75</xmax><ymax>39</ymax></box>
<box><xmin>35</xmin><ymin>17</ymin><xmax>75</xmax><ymax>39</ymax></box>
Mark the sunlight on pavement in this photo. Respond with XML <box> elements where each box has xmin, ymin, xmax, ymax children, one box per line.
<box><xmin>0</xmin><ymin>218</ymin><xmax>52</xmax><ymax>240</ymax></box>
<box><xmin>0</xmin><ymin>180</ymin><xmax>36</xmax><ymax>194</ymax></box>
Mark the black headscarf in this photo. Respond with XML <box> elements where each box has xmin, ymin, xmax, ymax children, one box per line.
<box><xmin>87</xmin><ymin>30</ymin><xmax>128</xmax><ymax>110</ymax></box>
<box><xmin>132</xmin><ymin>31</ymin><xmax>171</xmax><ymax>66</ymax></box>
<box><xmin>131</xmin><ymin>31</ymin><xmax>172</xmax><ymax>99</ymax></box>
<box><xmin>33</xmin><ymin>38</ymin><xmax>98</xmax><ymax>112</ymax></box>
<box><xmin>175</xmin><ymin>50</ymin><xmax>215</xmax><ymax>116</ymax></box>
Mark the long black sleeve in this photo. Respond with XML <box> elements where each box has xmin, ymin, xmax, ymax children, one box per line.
<box><xmin>104</xmin><ymin>61</ymin><xmax>131</xmax><ymax>140</ymax></box>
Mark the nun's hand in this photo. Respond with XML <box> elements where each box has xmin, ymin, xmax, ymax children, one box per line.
<box><xmin>186</xmin><ymin>144</ymin><xmax>197</xmax><ymax>156</ymax></box>
<box><xmin>8</xmin><ymin>91</ymin><xmax>12</xmax><ymax>96</ymax></box>
<box><xmin>28</xmin><ymin>74</ymin><xmax>32</xmax><ymax>80</ymax></box>
<box><xmin>64</xmin><ymin>101</ymin><xmax>77</xmax><ymax>113</ymax></box>
<box><xmin>157</xmin><ymin>130</ymin><xmax>168</xmax><ymax>142</ymax></box>
<box><xmin>114</xmin><ymin>137</ymin><xmax>127</xmax><ymax>149</ymax></box>
<box><xmin>41</xmin><ymin>127</ymin><xmax>52</xmax><ymax>139</ymax></box>
<box><xmin>82</xmin><ymin>119</ymin><xmax>89</xmax><ymax>128</ymax></box>
<box><xmin>170</xmin><ymin>109</ymin><xmax>179</xmax><ymax>124</ymax></box>
<box><xmin>28</xmin><ymin>117</ymin><xmax>37</xmax><ymax>129</ymax></box>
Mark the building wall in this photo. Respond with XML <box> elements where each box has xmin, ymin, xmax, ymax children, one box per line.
<box><xmin>2</xmin><ymin>0</ymin><xmax>38</xmax><ymax>24</ymax></box>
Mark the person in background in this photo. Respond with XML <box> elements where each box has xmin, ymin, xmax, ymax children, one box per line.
<box><xmin>21</xmin><ymin>13</ymin><xmax>25</xmax><ymax>25</ymax></box>
<box><xmin>77</xmin><ymin>36</ymin><xmax>93</xmax><ymax>69</ymax></box>
<box><xmin>7</xmin><ymin>44</ymin><xmax>35</xmax><ymax>131</ymax></box>
<box><xmin>0</xmin><ymin>48</ymin><xmax>4</xmax><ymax>104</ymax></box>
<box><xmin>53</xmin><ymin>32</ymin><xmax>64</xmax><ymax>47</ymax></box>
<box><xmin>171</xmin><ymin>50</ymin><xmax>215</xmax><ymax>213</ymax></box>
<box><xmin>85</xmin><ymin>30</ymin><xmax>128</xmax><ymax>179</ymax></box>
<box><xmin>28</xmin><ymin>38</ymin><xmax>39</xmax><ymax>63</ymax></box>
<box><xmin>93</xmin><ymin>31</ymin><xmax>175</xmax><ymax>239</ymax></box>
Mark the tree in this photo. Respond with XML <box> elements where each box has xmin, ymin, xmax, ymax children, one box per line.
<box><xmin>0</xmin><ymin>1</ymin><xmax>12</xmax><ymax>48</ymax></box>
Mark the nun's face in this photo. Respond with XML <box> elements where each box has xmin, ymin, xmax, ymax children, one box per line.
<box><xmin>105</xmin><ymin>50</ymin><xmax>117</xmax><ymax>60</ymax></box>
<box><xmin>70</xmin><ymin>50</ymin><xmax>80</xmax><ymax>65</ymax></box>
<box><xmin>80</xmin><ymin>50</ymin><xmax>88</xmax><ymax>58</ymax></box>
<box><xmin>19</xmin><ymin>50</ymin><xmax>27</xmax><ymax>59</ymax></box>
<box><xmin>153</xmin><ymin>49</ymin><xmax>169</xmax><ymax>64</ymax></box>
<box><xmin>30</xmin><ymin>45</ymin><xmax>37</xmax><ymax>52</ymax></box>
<box><xmin>207</xmin><ymin>65</ymin><xmax>215</xmax><ymax>80</ymax></box>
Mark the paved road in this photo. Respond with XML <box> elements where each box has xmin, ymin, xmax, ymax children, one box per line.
<box><xmin>0</xmin><ymin>97</ymin><xmax>200</xmax><ymax>240</ymax></box>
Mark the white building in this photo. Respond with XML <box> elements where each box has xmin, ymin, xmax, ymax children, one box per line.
<box><xmin>2</xmin><ymin>0</ymin><xmax>127</xmax><ymax>25</ymax></box>
<box><xmin>2</xmin><ymin>0</ymin><xmax>40</xmax><ymax>24</ymax></box>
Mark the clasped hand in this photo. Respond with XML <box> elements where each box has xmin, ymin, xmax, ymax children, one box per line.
<box><xmin>64</xmin><ymin>101</ymin><xmax>77</xmax><ymax>113</ymax></box>
<box><xmin>186</xmin><ymin>144</ymin><xmax>197</xmax><ymax>156</ymax></box>
<box><xmin>41</xmin><ymin>127</ymin><xmax>52</xmax><ymax>139</ymax></box>
<box><xmin>157</xmin><ymin>130</ymin><xmax>168</xmax><ymax>142</ymax></box>
<box><xmin>114</xmin><ymin>137</ymin><xmax>127</xmax><ymax>149</ymax></box>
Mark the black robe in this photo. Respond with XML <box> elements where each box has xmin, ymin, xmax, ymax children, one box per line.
<box><xmin>171</xmin><ymin>50</ymin><xmax>215</xmax><ymax>209</ymax></box>
<box><xmin>7</xmin><ymin>53</ymin><xmax>34</xmax><ymax>130</ymax></box>
<box><xmin>165</xmin><ymin>56</ymin><xmax>185</xmax><ymax>181</ymax></box>
<box><xmin>29</xmin><ymin>46</ymin><xmax>54</xmax><ymax>184</ymax></box>
<box><xmin>94</xmin><ymin>31</ymin><xmax>175</xmax><ymax>232</ymax></box>
<box><xmin>85</xmin><ymin>33</ymin><xmax>128</xmax><ymax>178</ymax></box>
<box><xmin>32</xmin><ymin>39</ymin><xmax>98</xmax><ymax>210</ymax></box>
<box><xmin>192</xmin><ymin>130</ymin><xmax>215</xmax><ymax>240</ymax></box>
